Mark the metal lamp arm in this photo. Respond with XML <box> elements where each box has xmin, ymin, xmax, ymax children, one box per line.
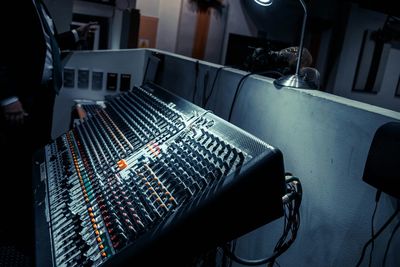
<box><xmin>295</xmin><ymin>0</ymin><xmax>308</xmax><ymax>76</ymax></box>
<box><xmin>253</xmin><ymin>0</ymin><xmax>316</xmax><ymax>88</ymax></box>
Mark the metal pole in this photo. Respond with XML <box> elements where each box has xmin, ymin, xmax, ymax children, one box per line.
<box><xmin>295</xmin><ymin>0</ymin><xmax>308</xmax><ymax>76</ymax></box>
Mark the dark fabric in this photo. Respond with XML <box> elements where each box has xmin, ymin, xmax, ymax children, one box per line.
<box><xmin>0</xmin><ymin>1</ymin><xmax>77</xmax><ymax>102</ymax></box>
<box><xmin>0</xmin><ymin>1</ymin><xmax>77</xmax><ymax>261</ymax></box>
<box><xmin>0</xmin><ymin>83</ymin><xmax>55</xmax><ymax>263</ymax></box>
<box><xmin>34</xmin><ymin>0</ymin><xmax>63</xmax><ymax>93</ymax></box>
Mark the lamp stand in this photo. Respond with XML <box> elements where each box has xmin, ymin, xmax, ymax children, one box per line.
<box><xmin>274</xmin><ymin>73</ymin><xmax>313</xmax><ymax>88</ymax></box>
<box><xmin>274</xmin><ymin>0</ymin><xmax>314</xmax><ymax>89</ymax></box>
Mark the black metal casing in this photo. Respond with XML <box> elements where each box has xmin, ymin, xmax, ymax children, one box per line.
<box><xmin>33</xmin><ymin>82</ymin><xmax>286</xmax><ymax>266</ymax></box>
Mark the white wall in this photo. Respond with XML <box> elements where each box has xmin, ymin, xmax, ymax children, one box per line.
<box><xmin>136</xmin><ymin>0</ymin><xmax>160</xmax><ymax>17</ymax></box>
<box><xmin>173</xmin><ymin>0</ymin><xmax>239</xmax><ymax>64</ymax></box>
<box><xmin>202</xmin><ymin>5</ymin><xmax>230</xmax><ymax>63</ymax></box>
<box><xmin>332</xmin><ymin>4</ymin><xmax>400</xmax><ymax>112</ymax></box>
<box><xmin>175</xmin><ymin>1</ymin><xmax>197</xmax><ymax>57</ymax></box>
<box><xmin>136</xmin><ymin>0</ymin><xmax>235</xmax><ymax>63</ymax></box>
<box><xmin>135</xmin><ymin>0</ymin><xmax>182</xmax><ymax>53</ymax></box>
<box><xmin>151</xmin><ymin>50</ymin><xmax>400</xmax><ymax>267</ymax></box>
<box><xmin>157</xmin><ymin>0</ymin><xmax>182</xmax><ymax>52</ymax></box>
<box><xmin>52</xmin><ymin>49</ymin><xmax>147</xmax><ymax>137</ymax></box>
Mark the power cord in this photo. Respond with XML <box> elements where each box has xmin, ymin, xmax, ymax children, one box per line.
<box><xmin>192</xmin><ymin>60</ymin><xmax>200</xmax><ymax>103</ymax></box>
<box><xmin>203</xmin><ymin>66</ymin><xmax>229</xmax><ymax>108</ymax></box>
<box><xmin>227</xmin><ymin>72</ymin><xmax>254</xmax><ymax>122</ymax></box>
<box><xmin>201</xmin><ymin>70</ymin><xmax>209</xmax><ymax>108</ymax></box>
<box><xmin>227</xmin><ymin>70</ymin><xmax>283</xmax><ymax>122</ymax></box>
<box><xmin>355</xmin><ymin>201</ymin><xmax>400</xmax><ymax>267</ymax></box>
<box><xmin>222</xmin><ymin>173</ymin><xmax>302</xmax><ymax>266</ymax></box>
<box><xmin>368</xmin><ymin>190</ymin><xmax>381</xmax><ymax>267</ymax></box>
<box><xmin>382</xmin><ymin>215</ymin><xmax>400</xmax><ymax>267</ymax></box>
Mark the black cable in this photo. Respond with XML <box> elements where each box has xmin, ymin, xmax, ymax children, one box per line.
<box><xmin>382</xmin><ymin>217</ymin><xmax>400</xmax><ymax>267</ymax></box>
<box><xmin>223</xmin><ymin>205</ymin><xmax>298</xmax><ymax>266</ymax></box>
<box><xmin>368</xmin><ymin>190</ymin><xmax>381</xmax><ymax>267</ymax></box>
<box><xmin>223</xmin><ymin>243</ymin><xmax>277</xmax><ymax>266</ymax></box>
<box><xmin>223</xmin><ymin>240</ymin><xmax>236</xmax><ymax>267</ymax></box>
<box><xmin>192</xmin><ymin>60</ymin><xmax>200</xmax><ymax>103</ymax></box>
<box><xmin>272</xmin><ymin>175</ymin><xmax>301</xmax><ymax>267</ymax></box>
<box><xmin>223</xmin><ymin>176</ymin><xmax>302</xmax><ymax>266</ymax></box>
<box><xmin>227</xmin><ymin>72</ymin><xmax>253</xmax><ymax>122</ymax></box>
<box><xmin>229</xmin><ymin>240</ymin><xmax>237</xmax><ymax>267</ymax></box>
<box><xmin>355</xmin><ymin>206</ymin><xmax>400</xmax><ymax>267</ymax></box>
<box><xmin>221</xmin><ymin>241</ymin><xmax>232</xmax><ymax>267</ymax></box>
<box><xmin>203</xmin><ymin>66</ymin><xmax>227</xmax><ymax>108</ymax></box>
<box><xmin>201</xmin><ymin>70</ymin><xmax>209</xmax><ymax>108</ymax></box>
<box><xmin>203</xmin><ymin>67</ymin><xmax>280</xmax><ymax>109</ymax></box>
<box><xmin>227</xmin><ymin>70</ymin><xmax>284</xmax><ymax>122</ymax></box>
<box><xmin>368</xmin><ymin>202</ymin><xmax>378</xmax><ymax>267</ymax></box>
<box><xmin>261</xmin><ymin>70</ymin><xmax>284</xmax><ymax>78</ymax></box>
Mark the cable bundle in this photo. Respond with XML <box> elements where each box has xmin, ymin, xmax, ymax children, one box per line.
<box><xmin>222</xmin><ymin>174</ymin><xmax>302</xmax><ymax>266</ymax></box>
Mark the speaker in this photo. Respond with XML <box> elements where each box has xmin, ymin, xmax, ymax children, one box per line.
<box><xmin>363</xmin><ymin>122</ymin><xmax>400</xmax><ymax>199</ymax></box>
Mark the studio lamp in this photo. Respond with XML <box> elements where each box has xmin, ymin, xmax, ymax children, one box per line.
<box><xmin>254</xmin><ymin>0</ymin><xmax>314</xmax><ymax>89</ymax></box>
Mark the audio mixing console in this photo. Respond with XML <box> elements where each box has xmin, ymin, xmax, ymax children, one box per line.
<box><xmin>33</xmin><ymin>82</ymin><xmax>285</xmax><ymax>266</ymax></box>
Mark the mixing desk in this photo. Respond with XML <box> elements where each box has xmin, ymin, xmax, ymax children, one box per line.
<box><xmin>33</xmin><ymin>82</ymin><xmax>285</xmax><ymax>266</ymax></box>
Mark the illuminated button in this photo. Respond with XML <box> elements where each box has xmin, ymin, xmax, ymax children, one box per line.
<box><xmin>117</xmin><ymin>159</ymin><xmax>128</xmax><ymax>170</ymax></box>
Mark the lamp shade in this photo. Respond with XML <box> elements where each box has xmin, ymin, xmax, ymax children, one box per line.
<box><xmin>254</xmin><ymin>0</ymin><xmax>273</xmax><ymax>6</ymax></box>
